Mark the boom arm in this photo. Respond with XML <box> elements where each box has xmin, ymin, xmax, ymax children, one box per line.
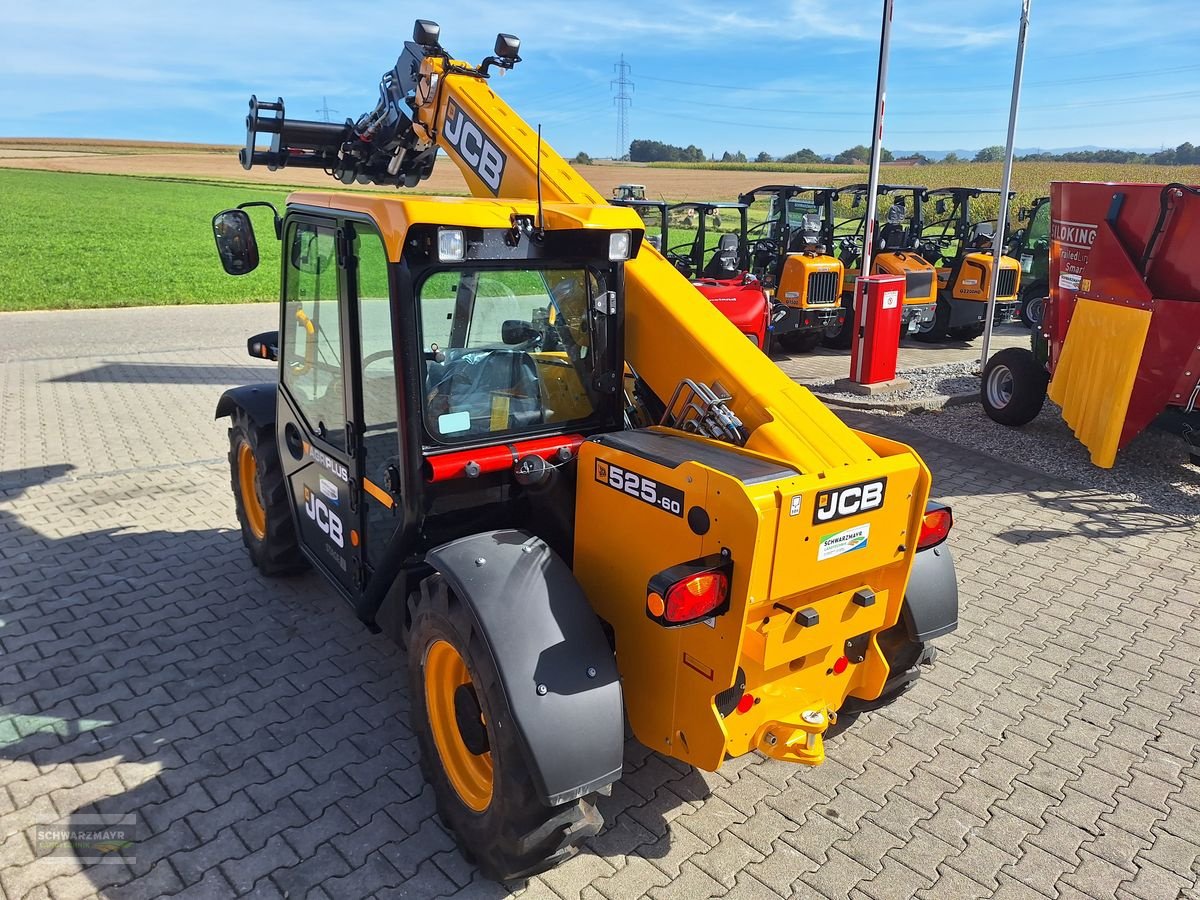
<box><xmin>241</xmin><ymin>21</ymin><xmax>879</xmax><ymax>474</ymax></box>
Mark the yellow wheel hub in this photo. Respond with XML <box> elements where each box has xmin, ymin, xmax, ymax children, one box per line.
<box><xmin>237</xmin><ymin>442</ymin><xmax>267</xmax><ymax>541</ymax></box>
<box><xmin>424</xmin><ymin>639</ymin><xmax>493</xmax><ymax>812</ymax></box>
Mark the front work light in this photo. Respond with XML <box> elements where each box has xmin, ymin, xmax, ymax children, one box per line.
<box><xmin>608</xmin><ymin>231</ymin><xmax>632</xmax><ymax>261</ymax></box>
<box><xmin>437</xmin><ymin>228</ymin><xmax>464</xmax><ymax>261</ymax></box>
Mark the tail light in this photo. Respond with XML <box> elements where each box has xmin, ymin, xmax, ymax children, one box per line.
<box><xmin>917</xmin><ymin>502</ymin><xmax>953</xmax><ymax>550</ymax></box>
<box><xmin>646</xmin><ymin>553</ymin><xmax>733</xmax><ymax>627</ymax></box>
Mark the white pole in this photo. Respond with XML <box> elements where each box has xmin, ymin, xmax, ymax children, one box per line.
<box><xmin>853</xmin><ymin>0</ymin><xmax>893</xmax><ymax>381</ymax></box>
<box><xmin>980</xmin><ymin>0</ymin><xmax>1032</xmax><ymax>370</ymax></box>
<box><xmin>860</xmin><ymin>0</ymin><xmax>894</xmax><ymax>281</ymax></box>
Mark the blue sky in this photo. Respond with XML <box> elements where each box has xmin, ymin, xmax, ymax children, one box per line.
<box><xmin>3</xmin><ymin>1</ymin><xmax>1199</xmax><ymax>157</ymax></box>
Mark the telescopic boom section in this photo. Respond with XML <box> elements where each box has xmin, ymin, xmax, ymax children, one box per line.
<box><xmin>243</xmin><ymin>23</ymin><xmax>881</xmax><ymax>474</ymax></box>
<box><xmin>406</xmin><ymin>42</ymin><xmax>875</xmax><ymax>472</ymax></box>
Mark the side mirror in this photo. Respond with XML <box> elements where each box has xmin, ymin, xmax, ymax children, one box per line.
<box><xmin>501</xmin><ymin>320</ymin><xmax>540</xmax><ymax>345</ymax></box>
<box><xmin>212</xmin><ymin>209</ymin><xmax>259</xmax><ymax>276</ymax></box>
<box><xmin>247</xmin><ymin>330</ymin><xmax>279</xmax><ymax>361</ymax></box>
<box><xmin>935</xmin><ymin>199</ymin><xmax>947</xmax><ymax>215</ymax></box>
<box><xmin>852</xmin><ymin>194</ymin><xmax>862</xmax><ymax>209</ymax></box>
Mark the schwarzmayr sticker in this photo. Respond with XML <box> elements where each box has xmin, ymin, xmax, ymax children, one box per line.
<box><xmin>817</xmin><ymin>523</ymin><xmax>870</xmax><ymax>561</ymax></box>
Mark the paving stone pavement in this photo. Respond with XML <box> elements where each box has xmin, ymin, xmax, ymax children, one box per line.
<box><xmin>1</xmin><ymin>305</ymin><xmax>1198</xmax><ymax>899</ymax></box>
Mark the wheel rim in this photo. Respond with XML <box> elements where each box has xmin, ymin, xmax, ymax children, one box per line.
<box><xmin>424</xmin><ymin>640</ymin><xmax>493</xmax><ymax>812</ymax></box>
<box><xmin>237</xmin><ymin>442</ymin><xmax>267</xmax><ymax>540</ymax></box>
<box><xmin>986</xmin><ymin>364</ymin><xmax>1014</xmax><ymax>409</ymax></box>
<box><xmin>1027</xmin><ymin>296</ymin><xmax>1045</xmax><ymax>325</ymax></box>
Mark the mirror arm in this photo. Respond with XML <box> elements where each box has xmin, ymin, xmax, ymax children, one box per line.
<box><xmin>238</xmin><ymin>201</ymin><xmax>283</xmax><ymax>240</ymax></box>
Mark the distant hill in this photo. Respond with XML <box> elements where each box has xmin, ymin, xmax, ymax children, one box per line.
<box><xmin>892</xmin><ymin>145</ymin><xmax>1165</xmax><ymax>161</ymax></box>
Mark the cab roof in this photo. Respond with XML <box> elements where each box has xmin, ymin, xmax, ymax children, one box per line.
<box><xmin>287</xmin><ymin>191</ymin><xmax>643</xmax><ymax>262</ymax></box>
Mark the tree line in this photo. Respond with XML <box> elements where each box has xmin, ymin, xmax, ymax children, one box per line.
<box><xmin>610</xmin><ymin>140</ymin><xmax>1200</xmax><ymax>166</ymax></box>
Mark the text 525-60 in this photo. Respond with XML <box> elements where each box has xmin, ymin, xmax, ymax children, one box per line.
<box><xmin>596</xmin><ymin>460</ymin><xmax>684</xmax><ymax>517</ymax></box>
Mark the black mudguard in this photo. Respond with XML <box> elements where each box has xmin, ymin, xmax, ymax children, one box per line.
<box><xmin>902</xmin><ymin>542</ymin><xmax>959</xmax><ymax>642</ymax></box>
<box><xmin>426</xmin><ymin>530</ymin><xmax>624</xmax><ymax>806</ymax></box>
<box><xmin>215</xmin><ymin>383</ymin><xmax>276</xmax><ymax>423</ymax></box>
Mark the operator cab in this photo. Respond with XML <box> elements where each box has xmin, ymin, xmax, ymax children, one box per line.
<box><xmin>213</xmin><ymin>191</ymin><xmax>643</xmax><ymax>585</ymax></box>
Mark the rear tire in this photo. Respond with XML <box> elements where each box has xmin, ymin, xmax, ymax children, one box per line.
<box><xmin>227</xmin><ymin>407</ymin><xmax>308</xmax><ymax>576</ymax></box>
<box><xmin>408</xmin><ymin>575</ymin><xmax>603</xmax><ymax>881</ymax></box>
<box><xmin>980</xmin><ymin>348</ymin><xmax>1048</xmax><ymax>426</ymax></box>
<box><xmin>839</xmin><ymin>621</ymin><xmax>926</xmax><ymax>715</ymax></box>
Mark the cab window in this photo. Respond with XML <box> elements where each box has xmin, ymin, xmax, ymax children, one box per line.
<box><xmin>417</xmin><ymin>267</ymin><xmax>603</xmax><ymax>441</ymax></box>
<box><xmin>282</xmin><ymin>221</ymin><xmax>345</xmax><ymax>449</ymax></box>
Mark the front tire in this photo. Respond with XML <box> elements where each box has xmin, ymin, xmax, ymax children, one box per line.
<box><xmin>408</xmin><ymin>575</ymin><xmax>603</xmax><ymax>881</ymax></box>
<box><xmin>778</xmin><ymin>330</ymin><xmax>822</xmax><ymax>353</ymax></box>
<box><xmin>1019</xmin><ymin>283</ymin><xmax>1047</xmax><ymax>328</ymax></box>
<box><xmin>227</xmin><ymin>407</ymin><xmax>308</xmax><ymax>576</ymax></box>
<box><xmin>913</xmin><ymin>296</ymin><xmax>951</xmax><ymax>343</ymax></box>
<box><xmin>821</xmin><ymin>302</ymin><xmax>854</xmax><ymax>349</ymax></box>
<box><xmin>948</xmin><ymin>322</ymin><xmax>985</xmax><ymax>342</ymax></box>
<box><xmin>980</xmin><ymin>348</ymin><xmax>1048</xmax><ymax>426</ymax></box>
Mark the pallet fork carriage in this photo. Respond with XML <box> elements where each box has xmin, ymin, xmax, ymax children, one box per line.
<box><xmin>213</xmin><ymin>20</ymin><xmax>959</xmax><ymax>880</ymax></box>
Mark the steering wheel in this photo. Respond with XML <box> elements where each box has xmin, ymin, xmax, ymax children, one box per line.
<box><xmin>752</xmin><ymin>237</ymin><xmax>780</xmax><ymax>257</ymax></box>
<box><xmin>362</xmin><ymin>349</ymin><xmax>395</xmax><ymax>369</ymax></box>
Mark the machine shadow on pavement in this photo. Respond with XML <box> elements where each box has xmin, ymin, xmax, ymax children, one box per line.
<box><xmin>0</xmin><ymin>468</ymin><xmax>707</xmax><ymax>897</ymax></box>
<box><xmin>47</xmin><ymin>362</ymin><xmax>269</xmax><ymax>386</ymax></box>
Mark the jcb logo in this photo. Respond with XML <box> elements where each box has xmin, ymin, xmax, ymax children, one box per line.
<box><xmin>304</xmin><ymin>486</ymin><xmax>344</xmax><ymax>548</ymax></box>
<box><xmin>813</xmin><ymin>478</ymin><xmax>887</xmax><ymax>524</ymax></box>
<box><xmin>444</xmin><ymin>99</ymin><xmax>507</xmax><ymax>196</ymax></box>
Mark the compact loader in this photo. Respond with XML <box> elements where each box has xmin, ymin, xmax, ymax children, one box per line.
<box><xmin>738</xmin><ymin>184</ymin><xmax>847</xmax><ymax>353</ymax></box>
<box><xmin>614</xmin><ymin>198</ymin><xmax>771</xmax><ymax>350</ymax></box>
<box><xmin>828</xmin><ymin>184</ymin><xmax>939</xmax><ymax>347</ymax></box>
<box><xmin>916</xmin><ymin>187</ymin><xmax>1022</xmax><ymax>342</ymax></box>
<box><xmin>213</xmin><ymin>21</ymin><xmax>958</xmax><ymax>880</ymax></box>
<box><xmin>1008</xmin><ymin>195</ymin><xmax>1051</xmax><ymax>327</ymax></box>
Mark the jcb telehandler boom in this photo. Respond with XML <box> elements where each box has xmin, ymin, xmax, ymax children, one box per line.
<box><xmin>214</xmin><ymin>20</ymin><xmax>958</xmax><ymax>881</ymax></box>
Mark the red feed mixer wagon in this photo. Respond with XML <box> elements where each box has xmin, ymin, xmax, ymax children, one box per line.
<box><xmin>981</xmin><ymin>181</ymin><xmax>1200</xmax><ymax>467</ymax></box>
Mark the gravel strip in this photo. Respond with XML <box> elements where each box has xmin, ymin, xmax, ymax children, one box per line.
<box><xmin>808</xmin><ymin>361</ymin><xmax>979</xmax><ymax>407</ymax></box>
<box><xmin>888</xmin><ymin>400</ymin><xmax>1200</xmax><ymax>520</ymax></box>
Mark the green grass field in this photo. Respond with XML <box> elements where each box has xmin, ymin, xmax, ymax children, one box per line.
<box><xmin>0</xmin><ymin>169</ymin><xmax>291</xmax><ymax>311</ymax></box>
<box><xmin>5</xmin><ymin>160</ymin><xmax>1200</xmax><ymax>311</ymax></box>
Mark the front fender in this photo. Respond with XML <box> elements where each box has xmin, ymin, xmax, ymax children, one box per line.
<box><xmin>215</xmin><ymin>383</ymin><xmax>276</xmax><ymax>424</ymax></box>
<box><xmin>426</xmin><ymin>530</ymin><xmax>624</xmax><ymax>806</ymax></box>
<box><xmin>902</xmin><ymin>542</ymin><xmax>958</xmax><ymax>642</ymax></box>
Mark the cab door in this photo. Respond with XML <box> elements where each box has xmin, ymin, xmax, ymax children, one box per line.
<box><xmin>343</xmin><ymin>220</ymin><xmax>405</xmax><ymax>577</ymax></box>
<box><xmin>275</xmin><ymin>216</ymin><xmax>357</xmax><ymax>593</ymax></box>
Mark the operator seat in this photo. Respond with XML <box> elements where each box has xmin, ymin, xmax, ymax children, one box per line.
<box><xmin>428</xmin><ymin>348</ymin><xmax>543</xmax><ymax>433</ymax></box>
<box><xmin>702</xmin><ymin>233</ymin><xmax>741</xmax><ymax>279</ymax></box>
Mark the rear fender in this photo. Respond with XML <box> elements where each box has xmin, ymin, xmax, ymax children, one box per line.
<box><xmin>902</xmin><ymin>543</ymin><xmax>958</xmax><ymax>642</ymax></box>
<box><xmin>426</xmin><ymin>530</ymin><xmax>624</xmax><ymax>806</ymax></box>
<box><xmin>215</xmin><ymin>383</ymin><xmax>276</xmax><ymax>424</ymax></box>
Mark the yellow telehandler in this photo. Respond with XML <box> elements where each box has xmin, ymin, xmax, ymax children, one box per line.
<box><xmin>212</xmin><ymin>20</ymin><xmax>958</xmax><ymax>880</ymax></box>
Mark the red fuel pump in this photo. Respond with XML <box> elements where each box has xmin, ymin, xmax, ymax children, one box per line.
<box><xmin>849</xmin><ymin>274</ymin><xmax>906</xmax><ymax>384</ymax></box>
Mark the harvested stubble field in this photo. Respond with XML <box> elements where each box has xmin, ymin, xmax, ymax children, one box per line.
<box><xmin>2</xmin><ymin>138</ymin><xmax>1199</xmax><ymax>310</ymax></box>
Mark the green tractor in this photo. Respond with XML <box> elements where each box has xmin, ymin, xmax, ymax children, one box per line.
<box><xmin>1008</xmin><ymin>196</ymin><xmax>1050</xmax><ymax>328</ymax></box>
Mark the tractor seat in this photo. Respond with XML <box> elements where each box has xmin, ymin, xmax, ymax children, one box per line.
<box><xmin>702</xmin><ymin>233</ymin><xmax>741</xmax><ymax>279</ymax></box>
<box><xmin>878</xmin><ymin>223</ymin><xmax>907</xmax><ymax>250</ymax></box>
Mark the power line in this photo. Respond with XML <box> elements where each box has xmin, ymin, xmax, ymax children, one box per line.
<box><xmin>635</xmin><ymin>61</ymin><xmax>1200</xmax><ymax>98</ymax></box>
<box><xmin>611</xmin><ymin>55</ymin><xmax>634</xmax><ymax>158</ymax></box>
